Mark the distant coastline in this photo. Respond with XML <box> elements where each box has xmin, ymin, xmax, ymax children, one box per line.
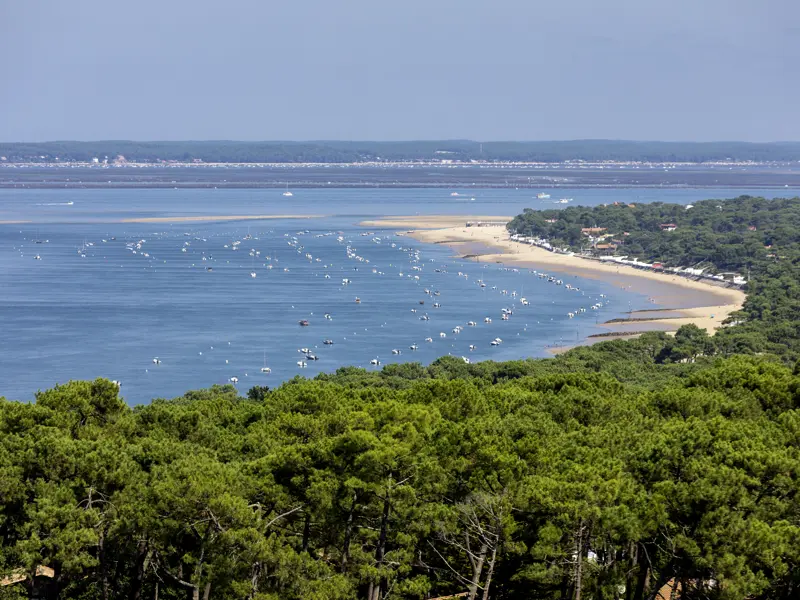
<box><xmin>4</xmin><ymin>139</ymin><xmax>800</xmax><ymax>164</ymax></box>
<box><xmin>2</xmin><ymin>163</ymin><xmax>799</xmax><ymax>190</ymax></box>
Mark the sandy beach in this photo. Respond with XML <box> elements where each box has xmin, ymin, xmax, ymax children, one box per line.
<box><xmin>362</xmin><ymin>217</ymin><xmax>746</xmax><ymax>338</ymax></box>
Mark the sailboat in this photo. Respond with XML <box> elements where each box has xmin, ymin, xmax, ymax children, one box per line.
<box><xmin>282</xmin><ymin>183</ymin><xmax>293</xmax><ymax>197</ymax></box>
<box><xmin>260</xmin><ymin>351</ymin><xmax>271</xmax><ymax>373</ymax></box>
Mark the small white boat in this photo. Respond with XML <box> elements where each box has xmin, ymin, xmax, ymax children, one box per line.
<box><xmin>297</xmin><ymin>361</ymin><xmax>307</xmax><ymax>368</ymax></box>
<box><xmin>484</xmin><ymin>317</ymin><xmax>492</xmax><ymax>323</ymax></box>
<box><xmin>250</xmin><ymin>272</ymin><xmax>257</xmax><ymax>278</ymax></box>
<box><xmin>282</xmin><ymin>183</ymin><xmax>293</xmax><ymax>197</ymax></box>
<box><xmin>469</xmin><ymin>345</ymin><xmax>477</xmax><ymax>351</ymax></box>
<box><xmin>152</xmin><ymin>358</ymin><xmax>161</xmax><ymax>364</ymax></box>
<box><xmin>261</xmin><ymin>352</ymin><xmax>271</xmax><ymax>373</ymax></box>
<box><xmin>230</xmin><ymin>376</ymin><xmax>239</xmax><ymax>384</ymax></box>
<box><xmin>439</xmin><ymin>332</ymin><xmax>447</xmax><ymax>338</ymax></box>
<box><xmin>370</xmin><ymin>358</ymin><xmax>380</xmax><ymax>366</ymax></box>
<box><xmin>425</xmin><ymin>337</ymin><xmax>433</xmax><ymax>343</ymax></box>
<box><xmin>391</xmin><ymin>349</ymin><xmax>401</xmax><ymax>355</ymax></box>
<box><xmin>537</xmin><ymin>192</ymin><xmax>551</xmax><ymax>199</ymax></box>
<box><xmin>409</xmin><ymin>344</ymin><xmax>418</xmax><ymax>351</ymax></box>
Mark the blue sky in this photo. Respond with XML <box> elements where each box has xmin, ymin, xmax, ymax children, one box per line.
<box><xmin>1</xmin><ymin>0</ymin><xmax>796</xmax><ymax>141</ymax></box>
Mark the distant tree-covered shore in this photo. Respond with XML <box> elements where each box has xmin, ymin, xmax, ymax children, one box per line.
<box><xmin>3</xmin><ymin>139</ymin><xmax>800</xmax><ymax>163</ymax></box>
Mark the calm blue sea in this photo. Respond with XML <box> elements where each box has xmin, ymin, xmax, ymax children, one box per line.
<box><xmin>1</xmin><ymin>187</ymin><xmax>797</xmax><ymax>404</ymax></box>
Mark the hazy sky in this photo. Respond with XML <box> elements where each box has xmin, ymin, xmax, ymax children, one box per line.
<box><xmin>1</xmin><ymin>0</ymin><xmax>797</xmax><ymax>142</ymax></box>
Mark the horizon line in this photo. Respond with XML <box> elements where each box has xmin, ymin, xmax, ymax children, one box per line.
<box><xmin>2</xmin><ymin>139</ymin><xmax>799</xmax><ymax>145</ymax></box>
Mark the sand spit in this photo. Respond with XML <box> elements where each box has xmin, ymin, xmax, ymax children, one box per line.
<box><xmin>364</xmin><ymin>217</ymin><xmax>746</xmax><ymax>340</ymax></box>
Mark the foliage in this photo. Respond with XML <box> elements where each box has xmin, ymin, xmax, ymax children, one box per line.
<box><xmin>2</xmin><ymin>356</ymin><xmax>800</xmax><ymax>599</ymax></box>
<box><xmin>509</xmin><ymin>196</ymin><xmax>800</xmax><ymax>362</ymax></box>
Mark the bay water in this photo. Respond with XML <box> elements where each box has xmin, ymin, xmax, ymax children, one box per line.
<box><xmin>1</xmin><ymin>187</ymin><xmax>796</xmax><ymax>403</ymax></box>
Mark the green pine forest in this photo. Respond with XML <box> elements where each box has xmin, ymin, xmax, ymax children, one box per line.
<box><xmin>3</xmin><ymin>197</ymin><xmax>800</xmax><ymax>600</ymax></box>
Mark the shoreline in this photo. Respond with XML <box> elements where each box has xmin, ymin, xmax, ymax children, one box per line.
<box><xmin>361</xmin><ymin>216</ymin><xmax>746</xmax><ymax>341</ymax></box>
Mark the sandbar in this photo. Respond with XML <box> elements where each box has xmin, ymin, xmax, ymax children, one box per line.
<box><xmin>363</xmin><ymin>217</ymin><xmax>746</xmax><ymax>338</ymax></box>
<box><xmin>359</xmin><ymin>216</ymin><xmax>510</xmax><ymax>229</ymax></box>
<box><xmin>121</xmin><ymin>214</ymin><xmax>324</xmax><ymax>223</ymax></box>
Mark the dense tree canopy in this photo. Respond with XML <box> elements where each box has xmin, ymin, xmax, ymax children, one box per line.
<box><xmin>1</xmin><ymin>354</ymin><xmax>800</xmax><ymax>600</ymax></box>
<box><xmin>509</xmin><ymin>196</ymin><xmax>800</xmax><ymax>362</ymax></box>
